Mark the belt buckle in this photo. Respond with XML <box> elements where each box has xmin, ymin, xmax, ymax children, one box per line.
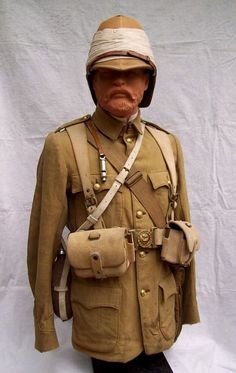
<box><xmin>137</xmin><ymin>229</ymin><xmax>153</xmax><ymax>248</ymax></box>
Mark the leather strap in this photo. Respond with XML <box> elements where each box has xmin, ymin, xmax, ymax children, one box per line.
<box><xmin>87</xmin><ymin>120</ymin><xmax>105</xmax><ymax>155</ymax></box>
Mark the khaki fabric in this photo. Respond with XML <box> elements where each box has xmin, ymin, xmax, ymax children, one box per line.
<box><xmin>27</xmin><ymin>105</ymin><xmax>200</xmax><ymax>361</ymax></box>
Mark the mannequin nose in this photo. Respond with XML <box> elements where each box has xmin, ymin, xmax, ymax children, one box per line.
<box><xmin>113</xmin><ymin>72</ymin><xmax>126</xmax><ymax>85</ymax></box>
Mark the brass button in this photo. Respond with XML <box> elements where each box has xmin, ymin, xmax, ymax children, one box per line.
<box><xmin>139</xmin><ymin>251</ymin><xmax>146</xmax><ymax>258</ymax></box>
<box><xmin>126</xmin><ymin>137</ymin><xmax>133</xmax><ymax>143</ymax></box>
<box><xmin>140</xmin><ymin>289</ymin><xmax>146</xmax><ymax>297</ymax></box>
<box><xmin>93</xmin><ymin>183</ymin><xmax>101</xmax><ymax>191</ymax></box>
<box><xmin>136</xmin><ymin>210</ymin><xmax>143</xmax><ymax>218</ymax></box>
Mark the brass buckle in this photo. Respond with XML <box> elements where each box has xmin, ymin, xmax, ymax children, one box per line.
<box><xmin>85</xmin><ymin>195</ymin><xmax>97</xmax><ymax>208</ymax></box>
<box><xmin>137</xmin><ymin>229</ymin><xmax>153</xmax><ymax>248</ymax></box>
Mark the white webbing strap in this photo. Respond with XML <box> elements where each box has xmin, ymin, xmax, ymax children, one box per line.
<box><xmin>147</xmin><ymin>126</ymin><xmax>178</xmax><ymax>219</ymax></box>
<box><xmin>67</xmin><ymin>124</ymin><xmax>97</xmax><ymax>215</ymax></box>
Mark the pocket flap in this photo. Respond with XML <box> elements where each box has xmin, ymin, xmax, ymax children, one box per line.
<box><xmin>71</xmin><ymin>173</ymin><xmax>122</xmax><ymax>194</ymax></box>
<box><xmin>91</xmin><ymin>174</ymin><xmax>122</xmax><ymax>193</ymax></box>
<box><xmin>159</xmin><ymin>274</ymin><xmax>177</xmax><ymax>302</ymax></box>
<box><xmin>77</xmin><ymin>284</ymin><xmax>121</xmax><ymax>309</ymax></box>
<box><xmin>168</xmin><ymin>220</ymin><xmax>200</xmax><ymax>253</ymax></box>
<box><xmin>148</xmin><ymin>171</ymin><xmax>170</xmax><ymax>190</ymax></box>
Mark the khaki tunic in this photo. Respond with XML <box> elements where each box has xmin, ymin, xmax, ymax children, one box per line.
<box><xmin>27</xmin><ymin>106</ymin><xmax>200</xmax><ymax>362</ymax></box>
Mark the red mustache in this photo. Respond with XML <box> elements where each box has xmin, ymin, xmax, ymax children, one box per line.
<box><xmin>109</xmin><ymin>89</ymin><xmax>134</xmax><ymax>100</ymax></box>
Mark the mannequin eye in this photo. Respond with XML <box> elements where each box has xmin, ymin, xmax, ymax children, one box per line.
<box><xmin>126</xmin><ymin>69</ymin><xmax>146</xmax><ymax>78</ymax></box>
<box><xmin>95</xmin><ymin>70</ymin><xmax>113</xmax><ymax>80</ymax></box>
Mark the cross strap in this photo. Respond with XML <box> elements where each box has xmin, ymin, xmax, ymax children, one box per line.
<box><xmin>86</xmin><ymin>121</ymin><xmax>166</xmax><ymax>229</ymax></box>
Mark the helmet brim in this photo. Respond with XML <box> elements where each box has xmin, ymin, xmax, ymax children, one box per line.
<box><xmin>90</xmin><ymin>57</ymin><xmax>153</xmax><ymax>72</ymax></box>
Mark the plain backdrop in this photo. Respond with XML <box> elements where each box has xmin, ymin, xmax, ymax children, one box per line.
<box><xmin>1</xmin><ymin>1</ymin><xmax>236</xmax><ymax>372</ymax></box>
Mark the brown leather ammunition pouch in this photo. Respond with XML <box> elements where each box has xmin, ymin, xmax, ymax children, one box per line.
<box><xmin>67</xmin><ymin>227</ymin><xmax>135</xmax><ymax>279</ymax></box>
<box><xmin>161</xmin><ymin>220</ymin><xmax>200</xmax><ymax>266</ymax></box>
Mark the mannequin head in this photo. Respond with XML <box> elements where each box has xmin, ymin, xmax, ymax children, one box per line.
<box><xmin>92</xmin><ymin>68</ymin><xmax>149</xmax><ymax>118</ymax></box>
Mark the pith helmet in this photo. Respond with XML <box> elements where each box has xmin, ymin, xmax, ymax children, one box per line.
<box><xmin>86</xmin><ymin>15</ymin><xmax>157</xmax><ymax>107</ymax></box>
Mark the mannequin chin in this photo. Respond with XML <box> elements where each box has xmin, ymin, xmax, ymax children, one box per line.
<box><xmin>102</xmin><ymin>96</ymin><xmax>139</xmax><ymax>119</ymax></box>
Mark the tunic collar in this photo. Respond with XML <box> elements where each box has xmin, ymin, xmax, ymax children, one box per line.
<box><xmin>92</xmin><ymin>106</ymin><xmax>143</xmax><ymax>140</ymax></box>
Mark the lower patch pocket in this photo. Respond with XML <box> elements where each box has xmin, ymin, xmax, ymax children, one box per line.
<box><xmin>158</xmin><ymin>273</ymin><xmax>177</xmax><ymax>340</ymax></box>
<box><xmin>72</xmin><ymin>283</ymin><xmax>121</xmax><ymax>352</ymax></box>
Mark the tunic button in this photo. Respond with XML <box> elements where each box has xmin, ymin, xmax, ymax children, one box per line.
<box><xmin>93</xmin><ymin>183</ymin><xmax>101</xmax><ymax>191</ymax></box>
<box><xmin>139</xmin><ymin>251</ymin><xmax>146</xmax><ymax>258</ymax></box>
<box><xmin>136</xmin><ymin>210</ymin><xmax>143</xmax><ymax>218</ymax></box>
<box><xmin>126</xmin><ymin>137</ymin><xmax>133</xmax><ymax>143</ymax></box>
<box><xmin>140</xmin><ymin>289</ymin><xmax>146</xmax><ymax>297</ymax></box>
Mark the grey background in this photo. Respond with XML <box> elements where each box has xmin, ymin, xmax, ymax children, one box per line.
<box><xmin>1</xmin><ymin>1</ymin><xmax>236</xmax><ymax>372</ymax></box>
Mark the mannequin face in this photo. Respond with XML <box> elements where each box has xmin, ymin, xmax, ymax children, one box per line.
<box><xmin>92</xmin><ymin>68</ymin><xmax>149</xmax><ymax>118</ymax></box>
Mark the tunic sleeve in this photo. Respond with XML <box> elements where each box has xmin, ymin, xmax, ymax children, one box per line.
<box><xmin>27</xmin><ymin>132</ymin><xmax>68</xmax><ymax>352</ymax></box>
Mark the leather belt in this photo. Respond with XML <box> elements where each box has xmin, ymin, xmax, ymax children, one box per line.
<box><xmin>127</xmin><ymin>228</ymin><xmax>164</xmax><ymax>249</ymax></box>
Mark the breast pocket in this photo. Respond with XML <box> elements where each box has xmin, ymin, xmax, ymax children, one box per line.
<box><xmin>70</xmin><ymin>173</ymin><xmax>123</xmax><ymax>227</ymax></box>
<box><xmin>148</xmin><ymin>171</ymin><xmax>170</xmax><ymax>217</ymax></box>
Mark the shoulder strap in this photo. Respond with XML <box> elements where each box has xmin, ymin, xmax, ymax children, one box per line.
<box><xmin>66</xmin><ymin>123</ymin><xmax>97</xmax><ymax>215</ymax></box>
<box><xmin>55</xmin><ymin>114</ymin><xmax>91</xmax><ymax>133</ymax></box>
<box><xmin>146</xmin><ymin>125</ymin><xmax>178</xmax><ymax>220</ymax></box>
<box><xmin>146</xmin><ymin>126</ymin><xmax>177</xmax><ymax>195</ymax></box>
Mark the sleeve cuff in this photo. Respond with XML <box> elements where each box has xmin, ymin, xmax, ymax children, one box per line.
<box><xmin>35</xmin><ymin>323</ymin><xmax>59</xmax><ymax>352</ymax></box>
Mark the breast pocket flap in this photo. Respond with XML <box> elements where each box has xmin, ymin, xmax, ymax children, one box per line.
<box><xmin>77</xmin><ymin>285</ymin><xmax>121</xmax><ymax>310</ymax></box>
<box><xmin>148</xmin><ymin>171</ymin><xmax>170</xmax><ymax>190</ymax></box>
